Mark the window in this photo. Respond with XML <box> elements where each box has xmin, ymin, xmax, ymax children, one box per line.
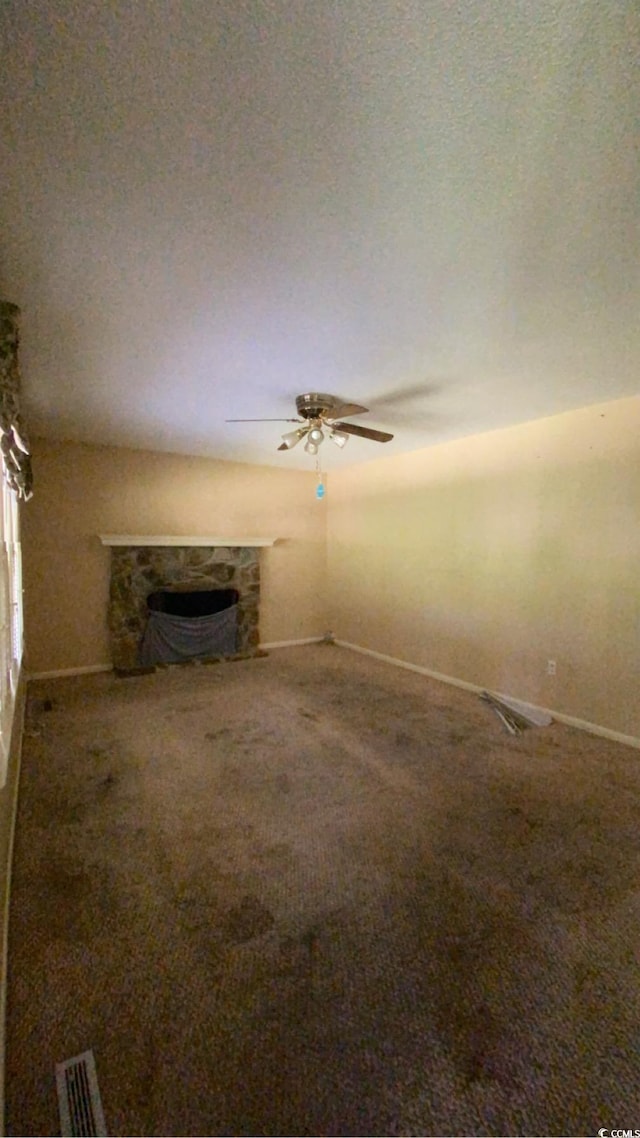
<box><xmin>0</xmin><ymin>462</ymin><xmax>23</xmax><ymax>784</ymax></box>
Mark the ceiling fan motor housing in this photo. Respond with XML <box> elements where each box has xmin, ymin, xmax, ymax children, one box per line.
<box><xmin>295</xmin><ymin>393</ymin><xmax>340</xmax><ymax>421</ymax></box>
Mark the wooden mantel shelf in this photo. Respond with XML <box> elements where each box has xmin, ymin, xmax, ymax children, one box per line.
<box><xmin>98</xmin><ymin>535</ymin><xmax>278</xmax><ymax>547</ymax></box>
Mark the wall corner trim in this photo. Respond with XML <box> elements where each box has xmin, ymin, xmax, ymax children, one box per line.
<box><xmin>335</xmin><ymin>641</ymin><xmax>640</xmax><ymax>751</ymax></box>
<box><xmin>0</xmin><ymin>670</ymin><xmax>27</xmax><ymax>1136</ymax></box>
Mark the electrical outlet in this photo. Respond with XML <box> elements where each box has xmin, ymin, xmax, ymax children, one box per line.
<box><xmin>546</xmin><ymin>659</ymin><xmax>556</xmax><ymax>676</ymax></box>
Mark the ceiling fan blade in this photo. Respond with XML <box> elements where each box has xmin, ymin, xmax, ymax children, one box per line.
<box><xmin>370</xmin><ymin>381</ymin><xmax>445</xmax><ymax>408</ymax></box>
<box><xmin>331</xmin><ymin>420</ymin><xmax>394</xmax><ymax>443</ymax></box>
<box><xmin>226</xmin><ymin>418</ymin><xmax>302</xmax><ymax>422</ymax></box>
<box><xmin>326</xmin><ymin>401</ymin><xmax>369</xmax><ymax>420</ymax></box>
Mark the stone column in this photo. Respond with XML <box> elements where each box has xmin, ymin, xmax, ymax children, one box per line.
<box><xmin>0</xmin><ymin>301</ymin><xmax>33</xmax><ymax>499</ymax></box>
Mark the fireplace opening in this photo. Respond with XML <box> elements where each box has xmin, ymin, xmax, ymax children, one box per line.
<box><xmin>147</xmin><ymin>588</ymin><xmax>239</xmax><ymax>618</ymax></box>
<box><xmin>139</xmin><ymin>587</ymin><xmax>241</xmax><ymax>666</ymax></box>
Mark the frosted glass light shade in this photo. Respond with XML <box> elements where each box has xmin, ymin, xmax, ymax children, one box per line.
<box><xmin>280</xmin><ymin>428</ymin><xmax>306</xmax><ymax>449</ymax></box>
<box><xmin>329</xmin><ymin>431</ymin><xmax>349</xmax><ymax>448</ymax></box>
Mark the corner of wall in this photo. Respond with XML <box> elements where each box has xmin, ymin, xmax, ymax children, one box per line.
<box><xmin>0</xmin><ymin>671</ymin><xmax>27</xmax><ymax>1136</ymax></box>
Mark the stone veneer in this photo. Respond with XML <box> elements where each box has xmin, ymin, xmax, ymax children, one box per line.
<box><xmin>108</xmin><ymin>545</ymin><xmax>260</xmax><ymax>670</ymax></box>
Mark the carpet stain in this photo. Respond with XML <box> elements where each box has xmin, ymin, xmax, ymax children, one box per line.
<box><xmin>205</xmin><ymin>727</ymin><xmax>232</xmax><ymax>740</ymax></box>
<box><xmin>448</xmin><ymin>730</ymin><xmax>471</xmax><ymax>744</ymax></box>
<box><xmin>38</xmin><ymin>863</ymin><xmax>117</xmax><ymax>943</ymax></box>
<box><xmin>87</xmin><ymin>744</ymin><xmax>112</xmax><ymax>759</ymax></box>
<box><xmin>462</xmin><ymin>1003</ymin><xmax>513</xmax><ymax>1086</ymax></box>
<box><xmin>224</xmin><ymin>895</ymin><xmax>276</xmax><ymax>944</ymax></box>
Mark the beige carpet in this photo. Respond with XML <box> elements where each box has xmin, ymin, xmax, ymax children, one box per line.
<box><xmin>6</xmin><ymin>645</ymin><xmax>640</xmax><ymax>1136</ymax></box>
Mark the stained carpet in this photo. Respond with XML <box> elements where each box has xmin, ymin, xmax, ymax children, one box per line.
<box><xmin>6</xmin><ymin>645</ymin><xmax>640</xmax><ymax>1136</ymax></box>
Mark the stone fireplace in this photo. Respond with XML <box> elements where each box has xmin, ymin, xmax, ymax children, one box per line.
<box><xmin>101</xmin><ymin>536</ymin><xmax>276</xmax><ymax>671</ymax></box>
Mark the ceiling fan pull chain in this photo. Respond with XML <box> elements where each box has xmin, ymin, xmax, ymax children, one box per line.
<box><xmin>315</xmin><ymin>456</ymin><xmax>325</xmax><ymax>500</ymax></box>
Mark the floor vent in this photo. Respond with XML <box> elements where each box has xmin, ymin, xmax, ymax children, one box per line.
<box><xmin>55</xmin><ymin>1049</ymin><xmax>107</xmax><ymax>1137</ymax></box>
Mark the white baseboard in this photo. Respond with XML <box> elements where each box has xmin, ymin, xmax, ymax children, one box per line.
<box><xmin>260</xmin><ymin>637</ymin><xmax>324</xmax><ymax>650</ymax></box>
<box><xmin>540</xmin><ymin>709</ymin><xmax>640</xmax><ymax>750</ymax></box>
<box><xmin>28</xmin><ymin>664</ymin><xmax>113</xmax><ymax>681</ymax></box>
<box><xmin>29</xmin><ymin>646</ymin><xmax>327</xmax><ymax>676</ymax></box>
<box><xmin>335</xmin><ymin>640</ymin><xmax>640</xmax><ymax>751</ymax></box>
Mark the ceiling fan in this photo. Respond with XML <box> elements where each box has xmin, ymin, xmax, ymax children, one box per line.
<box><xmin>226</xmin><ymin>393</ymin><xmax>394</xmax><ymax>454</ymax></box>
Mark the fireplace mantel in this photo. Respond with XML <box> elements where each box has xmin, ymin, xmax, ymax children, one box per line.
<box><xmin>99</xmin><ymin>535</ymin><xmax>277</xmax><ymax>547</ymax></box>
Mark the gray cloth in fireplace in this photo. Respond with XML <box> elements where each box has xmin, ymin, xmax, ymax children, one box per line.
<box><xmin>139</xmin><ymin>603</ymin><xmax>239</xmax><ymax>666</ymax></box>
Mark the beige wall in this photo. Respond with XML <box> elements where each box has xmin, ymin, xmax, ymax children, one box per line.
<box><xmin>327</xmin><ymin>396</ymin><xmax>640</xmax><ymax>739</ymax></box>
<box><xmin>22</xmin><ymin>439</ymin><xmax>327</xmax><ymax>673</ymax></box>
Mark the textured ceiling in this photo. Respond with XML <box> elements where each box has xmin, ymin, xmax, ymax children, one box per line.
<box><xmin>1</xmin><ymin>0</ymin><xmax>638</xmax><ymax>469</ymax></box>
